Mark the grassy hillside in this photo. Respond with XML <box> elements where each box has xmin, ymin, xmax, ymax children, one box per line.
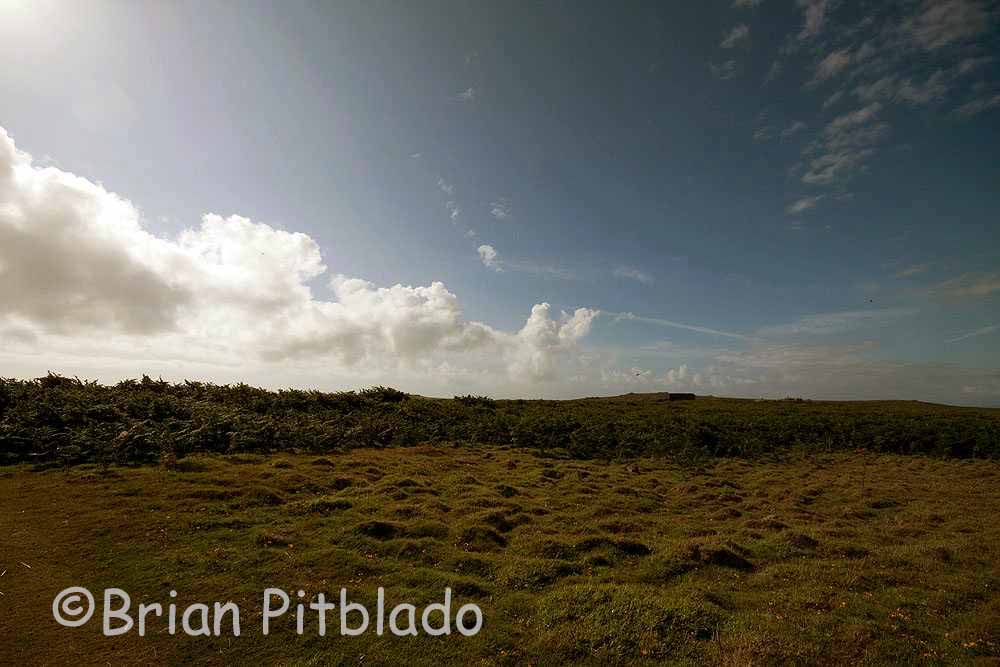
<box><xmin>3</xmin><ymin>375</ymin><xmax>999</xmax><ymax>663</ymax></box>
<box><xmin>2</xmin><ymin>447</ymin><xmax>998</xmax><ymax>663</ymax></box>
<box><xmin>2</xmin><ymin>375</ymin><xmax>998</xmax><ymax>467</ymax></box>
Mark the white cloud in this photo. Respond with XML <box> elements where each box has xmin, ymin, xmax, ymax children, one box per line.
<box><xmin>700</xmin><ymin>341</ymin><xmax>1000</xmax><ymax>403</ymax></box>
<box><xmin>822</xmin><ymin>90</ymin><xmax>844</xmax><ymax>109</ymax></box>
<box><xmin>855</xmin><ymin>71</ymin><xmax>949</xmax><ymax>106</ymax></box>
<box><xmin>764</xmin><ymin>60</ymin><xmax>782</xmax><ymax>84</ymax></box>
<box><xmin>946</xmin><ymin>323</ymin><xmax>998</xmax><ymax>343</ymax></box>
<box><xmin>895</xmin><ymin>263</ymin><xmax>929</xmax><ymax>278</ymax></box>
<box><xmin>710</xmin><ymin>60</ymin><xmax>738</xmax><ymax>80</ymax></box>
<box><xmin>613</xmin><ymin>266</ymin><xmax>654</xmax><ymax>284</ymax></box>
<box><xmin>925</xmin><ymin>272</ymin><xmax>1000</xmax><ymax>298</ymax></box>
<box><xmin>0</xmin><ymin>126</ymin><xmax>597</xmax><ymax>386</ymax></box>
<box><xmin>721</xmin><ymin>25</ymin><xmax>750</xmax><ymax>49</ymax></box>
<box><xmin>801</xmin><ymin>103</ymin><xmax>888</xmax><ymax>185</ymax></box>
<box><xmin>953</xmin><ymin>93</ymin><xmax>1000</xmax><ymax>117</ymax></box>
<box><xmin>477</xmin><ymin>244</ymin><xmax>501</xmax><ymax>271</ymax></box>
<box><xmin>506</xmin><ymin>304</ymin><xmax>598</xmax><ymax>380</ymax></box>
<box><xmin>612</xmin><ymin>312</ymin><xmax>748</xmax><ymax>340</ymax></box>
<box><xmin>475</xmin><ymin>244</ymin><xmax>574</xmax><ymax>280</ymax></box>
<box><xmin>813</xmin><ymin>49</ymin><xmax>853</xmax><ymax>82</ymax></box>
<box><xmin>489</xmin><ymin>198</ymin><xmax>511</xmax><ymax>220</ymax></box>
<box><xmin>757</xmin><ymin>308</ymin><xmax>918</xmax><ymax>337</ymax></box>
<box><xmin>781</xmin><ymin>121</ymin><xmax>808</xmax><ymax>139</ymax></box>
<box><xmin>786</xmin><ymin>194</ymin><xmax>823</xmax><ymax>214</ymax></box>
<box><xmin>902</xmin><ymin>0</ymin><xmax>992</xmax><ymax>50</ymax></box>
<box><xmin>453</xmin><ymin>87</ymin><xmax>476</xmax><ymax>102</ymax></box>
<box><xmin>827</xmin><ymin>102</ymin><xmax>883</xmax><ymax>131</ymax></box>
<box><xmin>958</xmin><ymin>56</ymin><xmax>994</xmax><ymax>74</ymax></box>
<box><xmin>797</xmin><ymin>0</ymin><xmax>830</xmax><ymax>40</ymax></box>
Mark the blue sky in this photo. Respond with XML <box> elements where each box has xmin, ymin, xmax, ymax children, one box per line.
<box><xmin>1</xmin><ymin>0</ymin><xmax>998</xmax><ymax>403</ymax></box>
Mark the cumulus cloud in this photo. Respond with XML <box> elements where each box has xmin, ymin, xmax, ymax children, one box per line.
<box><xmin>721</xmin><ymin>25</ymin><xmax>750</xmax><ymax>49</ymax></box>
<box><xmin>0</xmin><ymin>131</ymin><xmax>190</xmax><ymax>335</ymax></box>
<box><xmin>0</xmin><ymin>126</ymin><xmax>596</xmax><ymax>385</ymax></box>
<box><xmin>505</xmin><ymin>304</ymin><xmax>599</xmax><ymax>381</ymax></box>
<box><xmin>477</xmin><ymin>244</ymin><xmax>501</xmax><ymax>271</ymax></box>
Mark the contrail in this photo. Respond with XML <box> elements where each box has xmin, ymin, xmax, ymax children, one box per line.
<box><xmin>607</xmin><ymin>311</ymin><xmax>749</xmax><ymax>340</ymax></box>
<box><xmin>946</xmin><ymin>323</ymin><xmax>998</xmax><ymax>343</ymax></box>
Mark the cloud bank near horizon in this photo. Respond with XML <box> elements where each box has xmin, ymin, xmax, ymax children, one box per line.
<box><xmin>0</xmin><ymin>127</ymin><xmax>598</xmax><ymax>386</ymax></box>
<box><xmin>0</xmin><ymin>126</ymin><xmax>997</xmax><ymax>405</ymax></box>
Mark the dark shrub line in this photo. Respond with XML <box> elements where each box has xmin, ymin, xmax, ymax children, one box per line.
<box><xmin>1</xmin><ymin>374</ymin><xmax>997</xmax><ymax>467</ymax></box>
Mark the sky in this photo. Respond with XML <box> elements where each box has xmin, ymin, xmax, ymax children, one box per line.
<box><xmin>1</xmin><ymin>0</ymin><xmax>999</xmax><ymax>404</ymax></box>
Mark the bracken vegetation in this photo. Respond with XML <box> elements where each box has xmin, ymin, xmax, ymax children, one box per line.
<box><xmin>1</xmin><ymin>374</ymin><xmax>998</xmax><ymax>467</ymax></box>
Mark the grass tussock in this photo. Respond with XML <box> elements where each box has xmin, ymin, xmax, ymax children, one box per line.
<box><xmin>2</xmin><ymin>446</ymin><xmax>999</xmax><ymax>663</ymax></box>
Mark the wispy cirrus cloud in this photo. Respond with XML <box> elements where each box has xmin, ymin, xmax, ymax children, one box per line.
<box><xmin>437</xmin><ymin>178</ymin><xmax>454</xmax><ymax>196</ymax></box>
<box><xmin>721</xmin><ymin>24</ymin><xmax>750</xmax><ymax>49</ymax></box>
<box><xmin>953</xmin><ymin>93</ymin><xmax>1000</xmax><ymax>117</ymax></box>
<box><xmin>786</xmin><ymin>194</ymin><xmax>824</xmax><ymax>214</ymax></box>
<box><xmin>757</xmin><ymin>307</ymin><xmax>919</xmax><ymax>337</ymax></box>
<box><xmin>901</xmin><ymin>0</ymin><xmax>992</xmax><ymax>51</ymax></box>
<box><xmin>925</xmin><ymin>272</ymin><xmax>1000</xmax><ymax>299</ymax></box>
<box><xmin>797</xmin><ymin>0</ymin><xmax>830</xmax><ymax>40</ymax></box>
<box><xmin>437</xmin><ymin>178</ymin><xmax>461</xmax><ymax>222</ymax></box>
<box><xmin>489</xmin><ymin>198</ymin><xmax>511</xmax><ymax>221</ymax></box>
<box><xmin>895</xmin><ymin>263</ymin><xmax>929</xmax><ymax>278</ymax></box>
<box><xmin>453</xmin><ymin>87</ymin><xmax>476</xmax><ymax>103</ymax></box>
<box><xmin>476</xmin><ymin>244</ymin><xmax>574</xmax><ymax>279</ymax></box>
<box><xmin>613</xmin><ymin>266</ymin><xmax>654</xmax><ymax>284</ymax></box>
<box><xmin>801</xmin><ymin>103</ymin><xmax>888</xmax><ymax>185</ymax></box>
<box><xmin>812</xmin><ymin>49</ymin><xmax>853</xmax><ymax>82</ymax></box>
<box><xmin>946</xmin><ymin>323</ymin><xmax>998</xmax><ymax>343</ymax></box>
<box><xmin>710</xmin><ymin>60</ymin><xmax>739</xmax><ymax>80</ymax></box>
<box><xmin>781</xmin><ymin>121</ymin><xmax>808</xmax><ymax>139</ymax></box>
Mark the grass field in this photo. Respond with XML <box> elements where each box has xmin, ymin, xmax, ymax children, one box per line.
<box><xmin>3</xmin><ymin>442</ymin><xmax>999</xmax><ymax>664</ymax></box>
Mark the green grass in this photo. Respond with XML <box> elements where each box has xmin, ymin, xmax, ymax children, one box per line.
<box><xmin>2</xmin><ymin>446</ymin><xmax>999</xmax><ymax>664</ymax></box>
